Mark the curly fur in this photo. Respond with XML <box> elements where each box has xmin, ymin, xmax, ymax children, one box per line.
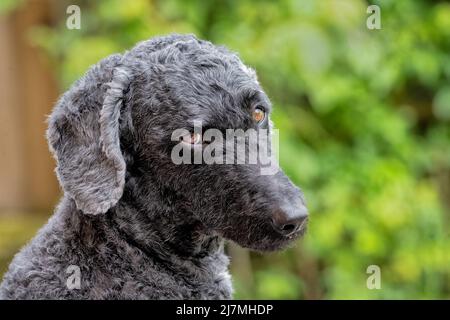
<box><xmin>0</xmin><ymin>34</ymin><xmax>307</xmax><ymax>299</ymax></box>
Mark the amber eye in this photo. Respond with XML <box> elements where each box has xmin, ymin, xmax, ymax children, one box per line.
<box><xmin>181</xmin><ymin>132</ymin><xmax>202</xmax><ymax>145</ymax></box>
<box><xmin>253</xmin><ymin>106</ymin><xmax>266</xmax><ymax>124</ymax></box>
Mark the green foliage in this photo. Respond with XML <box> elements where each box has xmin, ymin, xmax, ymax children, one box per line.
<box><xmin>0</xmin><ymin>0</ymin><xmax>24</xmax><ymax>14</ymax></box>
<box><xmin>26</xmin><ymin>0</ymin><xmax>450</xmax><ymax>298</ymax></box>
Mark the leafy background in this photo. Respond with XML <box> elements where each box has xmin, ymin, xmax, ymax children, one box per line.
<box><xmin>0</xmin><ymin>0</ymin><xmax>449</xmax><ymax>299</ymax></box>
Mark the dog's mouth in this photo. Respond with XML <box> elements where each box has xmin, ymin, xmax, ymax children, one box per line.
<box><xmin>221</xmin><ymin>217</ymin><xmax>308</xmax><ymax>252</ymax></box>
<box><xmin>285</xmin><ymin>225</ymin><xmax>307</xmax><ymax>241</ymax></box>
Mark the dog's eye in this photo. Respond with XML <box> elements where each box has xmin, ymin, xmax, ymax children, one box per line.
<box><xmin>253</xmin><ymin>107</ymin><xmax>266</xmax><ymax>124</ymax></box>
<box><xmin>181</xmin><ymin>132</ymin><xmax>202</xmax><ymax>145</ymax></box>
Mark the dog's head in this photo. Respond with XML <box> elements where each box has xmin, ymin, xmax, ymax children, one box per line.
<box><xmin>47</xmin><ymin>34</ymin><xmax>308</xmax><ymax>251</ymax></box>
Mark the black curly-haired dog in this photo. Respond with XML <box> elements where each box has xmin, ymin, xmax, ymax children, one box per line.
<box><xmin>0</xmin><ymin>34</ymin><xmax>308</xmax><ymax>299</ymax></box>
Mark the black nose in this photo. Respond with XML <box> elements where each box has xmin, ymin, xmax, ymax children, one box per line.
<box><xmin>271</xmin><ymin>204</ymin><xmax>308</xmax><ymax>236</ymax></box>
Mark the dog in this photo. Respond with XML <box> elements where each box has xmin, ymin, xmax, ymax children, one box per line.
<box><xmin>0</xmin><ymin>34</ymin><xmax>308</xmax><ymax>299</ymax></box>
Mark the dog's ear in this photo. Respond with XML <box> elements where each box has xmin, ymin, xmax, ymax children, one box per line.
<box><xmin>47</xmin><ymin>57</ymin><xmax>131</xmax><ymax>215</ymax></box>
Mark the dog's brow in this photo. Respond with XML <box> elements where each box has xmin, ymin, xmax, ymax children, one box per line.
<box><xmin>209</xmin><ymin>83</ymin><xmax>235</xmax><ymax>103</ymax></box>
<box><xmin>242</xmin><ymin>89</ymin><xmax>272</xmax><ymax>112</ymax></box>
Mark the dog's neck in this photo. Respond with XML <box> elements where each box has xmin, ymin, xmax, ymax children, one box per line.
<box><xmin>110</xmin><ymin>175</ymin><xmax>224</xmax><ymax>262</ymax></box>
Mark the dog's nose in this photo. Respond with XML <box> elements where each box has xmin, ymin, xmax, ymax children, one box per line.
<box><xmin>271</xmin><ymin>204</ymin><xmax>308</xmax><ymax>236</ymax></box>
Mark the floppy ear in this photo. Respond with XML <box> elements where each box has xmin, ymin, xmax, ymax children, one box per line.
<box><xmin>47</xmin><ymin>57</ymin><xmax>131</xmax><ymax>215</ymax></box>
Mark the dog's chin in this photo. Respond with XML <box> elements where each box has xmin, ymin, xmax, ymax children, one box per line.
<box><xmin>225</xmin><ymin>226</ymin><xmax>307</xmax><ymax>252</ymax></box>
<box><xmin>248</xmin><ymin>229</ymin><xmax>306</xmax><ymax>252</ymax></box>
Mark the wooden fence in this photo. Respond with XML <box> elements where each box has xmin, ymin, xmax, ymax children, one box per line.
<box><xmin>0</xmin><ymin>0</ymin><xmax>61</xmax><ymax>212</ymax></box>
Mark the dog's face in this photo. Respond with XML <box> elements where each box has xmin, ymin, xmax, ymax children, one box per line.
<box><xmin>125</xmin><ymin>41</ymin><xmax>308</xmax><ymax>251</ymax></box>
<box><xmin>48</xmin><ymin>35</ymin><xmax>308</xmax><ymax>252</ymax></box>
